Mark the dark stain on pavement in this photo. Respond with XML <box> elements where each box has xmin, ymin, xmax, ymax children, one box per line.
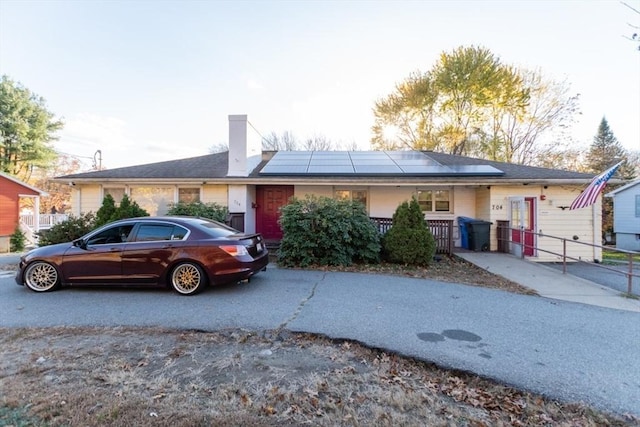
<box><xmin>418</xmin><ymin>329</ymin><xmax>489</xmax><ymax>359</ymax></box>
<box><xmin>442</xmin><ymin>329</ymin><xmax>482</xmax><ymax>342</ymax></box>
<box><xmin>416</xmin><ymin>332</ymin><xmax>446</xmax><ymax>342</ymax></box>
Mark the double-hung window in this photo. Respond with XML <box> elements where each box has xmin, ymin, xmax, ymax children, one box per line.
<box><xmin>417</xmin><ymin>189</ymin><xmax>451</xmax><ymax>213</ymax></box>
<box><xmin>334</xmin><ymin>189</ymin><xmax>368</xmax><ymax>209</ymax></box>
<box><xmin>179</xmin><ymin>188</ymin><xmax>200</xmax><ymax>203</ymax></box>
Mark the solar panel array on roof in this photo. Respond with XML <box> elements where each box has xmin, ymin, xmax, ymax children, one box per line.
<box><xmin>259</xmin><ymin>151</ymin><xmax>504</xmax><ymax>176</ymax></box>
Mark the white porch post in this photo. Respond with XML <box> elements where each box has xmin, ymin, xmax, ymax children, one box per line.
<box><xmin>34</xmin><ymin>196</ymin><xmax>41</xmax><ymax>232</ymax></box>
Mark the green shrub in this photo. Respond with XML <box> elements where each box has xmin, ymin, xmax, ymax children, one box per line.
<box><xmin>278</xmin><ymin>195</ymin><xmax>380</xmax><ymax>267</ymax></box>
<box><xmin>382</xmin><ymin>197</ymin><xmax>436</xmax><ymax>266</ymax></box>
<box><xmin>167</xmin><ymin>201</ymin><xmax>228</xmax><ymax>222</ymax></box>
<box><xmin>94</xmin><ymin>194</ymin><xmax>117</xmax><ymax>227</ymax></box>
<box><xmin>94</xmin><ymin>194</ymin><xmax>148</xmax><ymax>227</ymax></box>
<box><xmin>37</xmin><ymin>212</ymin><xmax>96</xmax><ymax>246</ymax></box>
<box><xmin>10</xmin><ymin>227</ymin><xmax>26</xmax><ymax>252</ymax></box>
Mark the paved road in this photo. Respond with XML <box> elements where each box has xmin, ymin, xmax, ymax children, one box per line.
<box><xmin>1</xmin><ymin>267</ymin><xmax>639</xmax><ymax>417</ymax></box>
<box><xmin>544</xmin><ymin>261</ymin><xmax>640</xmax><ymax>297</ymax></box>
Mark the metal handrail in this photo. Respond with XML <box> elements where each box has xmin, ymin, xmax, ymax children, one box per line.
<box><xmin>498</xmin><ymin>226</ymin><xmax>639</xmax><ymax>294</ymax></box>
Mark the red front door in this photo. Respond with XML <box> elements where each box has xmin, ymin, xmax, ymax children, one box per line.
<box><xmin>256</xmin><ymin>186</ymin><xmax>294</xmax><ymax>241</ymax></box>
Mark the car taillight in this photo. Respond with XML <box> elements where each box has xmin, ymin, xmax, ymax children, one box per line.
<box><xmin>220</xmin><ymin>245</ymin><xmax>248</xmax><ymax>257</ymax></box>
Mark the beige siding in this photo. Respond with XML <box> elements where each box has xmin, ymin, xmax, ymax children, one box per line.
<box><xmin>451</xmin><ymin>187</ymin><xmax>476</xmax><ymax>218</ymax></box>
<box><xmin>475</xmin><ymin>187</ymin><xmax>491</xmax><ymax>219</ymax></box>
<box><xmin>482</xmin><ymin>185</ymin><xmax>600</xmax><ymax>262</ymax></box>
<box><xmin>369</xmin><ymin>187</ymin><xmax>413</xmax><ymax>217</ymax></box>
<box><xmin>71</xmin><ymin>185</ymin><xmax>102</xmax><ymax>215</ymax></box>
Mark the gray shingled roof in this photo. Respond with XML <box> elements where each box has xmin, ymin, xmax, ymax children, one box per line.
<box><xmin>58</xmin><ymin>152</ymin><xmax>228</xmax><ymax>180</ymax></box>
<box><xmin>57</xmin><ymin>149</ymin><xmax>598</xmax><ymax>182</ymax></box>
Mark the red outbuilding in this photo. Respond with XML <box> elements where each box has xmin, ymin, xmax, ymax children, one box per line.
<box><xmin>0</xmin><ymin>172</ymin><xmax>46</xmax><ymax>252</ymax></box>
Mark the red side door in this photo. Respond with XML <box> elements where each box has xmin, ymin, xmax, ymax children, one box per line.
<box><xmin>510</xmin><ymin>196</ymin><xmax>536</xmax><ymax>257</ymax></box>
<box><xmin>256</xmin><ymin>186</ymin><xmax>294</xmax><ymax>241</ymax></box>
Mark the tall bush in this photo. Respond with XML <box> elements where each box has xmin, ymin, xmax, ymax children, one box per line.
<box><xmin>167</xmin><ymin>201</ymin><xmax>228</xmax><ymax>222</ymax></box>
<box><xmin>10</xmin><ymin>227</ymin><xmax>26</xmax><ymax>252</ymax></box>
<box><xmin>278</xmin><ymin>195</ymin><xmax>380</xmax><ymax>267</ymax></box>
<box><xmin>94</xmin><ymin>194</ymin><xmax>117</xmax><ymax>227</ymax></box>
<box><xmin>106</xmin><ymin>194</ymin><xmax>148</xmax><ymax>223</ymax></box>
<box><xmin>94</xmin><ymin>194</ymin><xmax>149</xmax><ymax>228</ymax></box>
<box><xmin>382</xmin><ymin>198</ymin><xmax>436</xmax><ymax>266</ymax></box>
<box><xmin>37</xmin><ymin>213</ymin><xmax>96</xmax><ymax>246</ymax></box>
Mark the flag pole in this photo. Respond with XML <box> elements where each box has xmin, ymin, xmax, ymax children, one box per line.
<box><xmin>592</xmin><ymin>202</ymin><xmax>597</xmax><ymax>261</ymax></box>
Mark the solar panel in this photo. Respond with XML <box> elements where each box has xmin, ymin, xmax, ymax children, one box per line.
<box><xmin>307</xmin><ymin>165</ymin><xmax>355</xmax><ymax>174</ymax></box>
<box><xmin>354</xmin><ymin>165</ymin><xmax>403</xmax><ymax>174</ymax></box>
<box><xmin>259</xmin><ymin>151</ymin><xmax>504</xmax><ymax>176</ymax></box>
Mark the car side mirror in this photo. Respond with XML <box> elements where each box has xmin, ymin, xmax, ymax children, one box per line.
<box><xmin>73</xmin><ymin>239</ymin><xmax>87</xmax><ymax>250</ymax></box>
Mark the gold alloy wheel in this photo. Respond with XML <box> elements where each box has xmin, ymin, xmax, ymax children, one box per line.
<box><xmin>171</xmin><ymin>262</ymin><xmax>205</xmax><ymax>295</ymax></box>
<box><xmin>24</xmin><ymin>262</ymin><xmax>60</xmax><ymax>292</ymax></box>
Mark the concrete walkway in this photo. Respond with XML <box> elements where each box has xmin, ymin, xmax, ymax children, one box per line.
<box><xmin>457</xmin><ymin>251</ymin><xmax>640</xmax><ymax>313</ymax></box>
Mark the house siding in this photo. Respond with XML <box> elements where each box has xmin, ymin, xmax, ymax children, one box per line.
<box><xmin>612</xmin><ymin>184</ymin><xmax>640</xmax><ymax>234</ymax></box>
<box><xmin>70</xmin><ymin>185</ymin><xmax>102</xmax><ymax>215</ymax></box>
<box><xmin>483</xmin><ymin>185</ymin><xmax>600</xmax><ymax>262</ymax></box>
<box><xmin>0</xmin><ymin>177</ymin><xmax>40</xmax><ymax>236</ymax></box>
<box><xmin>610</xmin><ymin>182</ymin><xmax>640</xmax><ymax>252</ymax></box>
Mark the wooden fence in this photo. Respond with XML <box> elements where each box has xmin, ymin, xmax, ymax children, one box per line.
<box><xmin>370</xmin><ymin>217</ymin><xmax>454</xmax><ymax>255</ymax></box>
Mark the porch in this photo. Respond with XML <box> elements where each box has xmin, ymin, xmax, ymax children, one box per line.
<box><xmin>19</xmin><ymin>213</ymin><xmax>69</xmax><ymax>246</ymax></box>
<box><xmin>20</xmin><ymin>213</ymin><xmax>69</xmax><ymax>231</ymax></box>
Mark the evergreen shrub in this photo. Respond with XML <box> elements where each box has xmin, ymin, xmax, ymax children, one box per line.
<box><xmin>10</xmin><ymin>227</ymin><xmax>26</xmax><ymax>252</ymax></box>
<box><xmin>37</xmin><ymin>212</ymin><xmax>96</xmax><ymax>246</ymax></box>
<box><xmin>166</xmin><ymin>201</ymin><xmax>228</xmax><ymax>222</ymax></box>
<box><xmin>278</xmin><ymin>195</ymin><xmax>380</xmax><ymax>267</ymax></box>
<box><xmin>382</xmin><ymin>197</ymin><xmax>436</xmax><ymax>266</ymax></box>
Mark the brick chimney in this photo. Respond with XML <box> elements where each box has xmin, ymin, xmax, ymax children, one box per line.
<box><xmin>227</xmin><ymin>114</ymin><xmax>261</xmax><ymax>177</ymax></box>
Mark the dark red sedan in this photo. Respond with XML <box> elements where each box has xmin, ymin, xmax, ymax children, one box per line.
<box><xmin>15</xmin><ymin>216</ymin><xmax>269</xmax><ymax>295</ymax></box>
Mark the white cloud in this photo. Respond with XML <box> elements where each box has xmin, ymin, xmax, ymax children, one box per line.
<box><xmin>246</xmin><ymin>78</ymin><xmax>264</xmax><ymax>90</ymax></box>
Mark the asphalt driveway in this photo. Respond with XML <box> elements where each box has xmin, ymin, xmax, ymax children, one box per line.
<box><xmin>543</xmin><ymin>261</ymin><xmax>640</xmax><ymax>296</ymax></box>
<box><xmin>1</xmin><ymin>266</ymin><xmax>639</xmax><ymax>417</ymax></box>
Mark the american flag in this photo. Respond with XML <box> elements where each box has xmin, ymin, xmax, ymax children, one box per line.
<box><xmin>569</xmin><ymin>161</ymin><xmax>622</xmax><ymax>210</ymax></box>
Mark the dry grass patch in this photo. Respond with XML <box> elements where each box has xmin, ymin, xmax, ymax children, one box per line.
<box><xmin>1</xmin><ymin>327</ymin><xmax>635</xmax><ymax>426</ymax></box>
<box><xmin>284</xmin><ymin>254</ymin><xmax>537</xmax><ymax>296</ymax></box>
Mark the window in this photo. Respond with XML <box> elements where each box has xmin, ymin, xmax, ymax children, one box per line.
<box><xmin>130</xmin><ymin>187</ymin><xmax>174</xmax><ymax>216</ymax></box>
<box><xmin>334</xmin><ymin>189</ymin><xmax>368</xmax><ymax>208</ymax></box>
<box><xmin>87</xmin><ymin>224</ymin><xmax>134</xmax><ymax>245</ymax></box>
<box><xmin>179</xmin><ymin>188</ymin><xmax>200</xmax><ymax>203</ymax></box>
<box><xmin>104</xmin><ymin>188</ymin><xmax>125</xmax><ymax>204</ymax></box>
<box><xmin>636</xmin><ymin>195</ymin><xmax>640</xmax><ymax>217</ymax></box>
<box><xmin>134</xmin><ymin>224</ymin><xmax>188</xmax><ymax>242</ymax></box>
<box><xmin>417</xmin><ymin>189</ymin><xmax>451</xmax><ymax>212</ymax></box>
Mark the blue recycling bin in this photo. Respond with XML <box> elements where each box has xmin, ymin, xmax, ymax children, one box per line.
<box><xmin>457</xmin><ymin>216</ymin><xmax>474</xmax><ymax>249</ymax></box>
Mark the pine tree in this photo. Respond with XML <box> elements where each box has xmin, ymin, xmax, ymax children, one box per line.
<box><xmin>585</xmin><ymin>117</ymin><xmax>634</xmax><ymax>179</ymax></box>
<box><xmin>584</xmin><ymin>117</ymin><xmax>635</xmax><ymax>241</ymax></box>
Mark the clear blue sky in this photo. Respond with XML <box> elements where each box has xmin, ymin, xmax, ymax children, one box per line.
<box><xmin>1</xmin><ymin>0</ymin><xmax>639</xmax><ymax>170</ymax></box>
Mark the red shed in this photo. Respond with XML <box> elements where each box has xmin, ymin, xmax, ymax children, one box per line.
<box><xmin>0</xmin><ymin>172</ymin><xmax>46</xmax><ymax>252</ymax></box>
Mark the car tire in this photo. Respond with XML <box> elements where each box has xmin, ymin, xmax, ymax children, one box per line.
<box><xmin>170</xmin><ymin>262</ymin><xmax>207</xmax><ymax>295</ymax></box>
<box><xmin>24</xmin><ymin>261</ymin><xmax>61</xmax><ymax>292</ymax></box>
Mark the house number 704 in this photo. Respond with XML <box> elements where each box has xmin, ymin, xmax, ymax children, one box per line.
<box><xmin>492</xmin><ymin>205</ymin><xmax>503</xmax><ymax>210</ymax></box>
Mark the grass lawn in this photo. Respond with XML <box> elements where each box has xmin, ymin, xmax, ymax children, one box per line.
<box><xmin>602</xmin><ymin>248</ymin><xmax>640</xmax><ymax>263</ymax></box>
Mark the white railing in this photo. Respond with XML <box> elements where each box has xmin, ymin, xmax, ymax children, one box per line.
<box><xmin>20</xmin><ymin>213</ymin><xmax>69</xmax><ymax>230</ymax></box>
